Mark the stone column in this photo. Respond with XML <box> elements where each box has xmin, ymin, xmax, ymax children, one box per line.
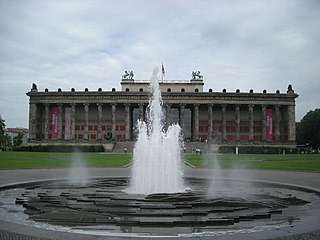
<box><xmin>125</xmin><ymin>103</ymin><xmax>131</xmax><ymax>140</ymax></box>
<box><xmin>58</xmin><ymin>104</ymin><xmax>63</xmax><ymax>140</ymax></box>
<box><xmin>111</xmin><ymin>103</ymin><xmax>116</xmax><ymax>139</ymax></box>
<box><xmin>222</xmin><ymin>104</ymin><xmax>227</xmax><ymax>142</ymax></box>
<box><xmin>84</xmin><ymin>103</ymin><xmax>89</xmax><ymax>140</ymax></box>
<box><xmin>193</xmin><ymin>104</ymin><xmax>199</xmax><ymax>141</ymax></box>
<box><xmin>44</xmin><ymin>104</ymin><xmax>50</xmax><ymax>140</ymax></box>
<box><xmin>261</xmin><ymin>105</ymin><xmax>267</xmax><ymax>142</ymax></box>
<box><xmin>287</xmin><ymin>104</ymin><xmax>296</xmax><ymax>142</ymax></box>
<box><xmin>235</xmin><ymin>105</ymin><xmax>240</xmax><ymax>142</ymax></box>
<box><xmin>97</xmin><ymin>103</ymin><xmax>102</xmax><ymax>141</ymax></box>
<box><xmin>166</xmin><ymin>104</ymin><xmax>171</xmax><ymax>129</ymax></box>
<box><xmin>208</xmin><ymin>104</ymin><xmax>213</xmax><ymax>134</ymax></box>
<box><xmin>275</xmin><ymin>105</ymin><xmax>280</xmax><ymax>142</ymax></box>
<box><xmin>70</xmin><ymin>103</ymin><xmax>76</xmax><ymax>140</ymax></box>
<box><xmin>248</xmin><ymin>104</ymin><xmax>254</xmax><ymax>142</ymax></box>
<box><xmin>139</xmin><ymin>103</ymin><xmax>144</xmax><ymax>121</ymax></box>
<box><xmin>28</xmin><ymin>103</ymin><xmax>37</xmax><ymax>140</ymax></box>
<box><xmin>179</xmin><ymin>104</ymin><xmax>185</xmax><ymax>130</ymax></box>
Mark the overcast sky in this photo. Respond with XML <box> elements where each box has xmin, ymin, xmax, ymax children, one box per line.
<box><xmin>0</xmin><ymin>0</ymin><xmax>319</xmax><ymax>128</ymax></box>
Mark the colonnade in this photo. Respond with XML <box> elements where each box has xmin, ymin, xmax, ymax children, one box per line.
<box><xmin>29</xmin><ymin>102</ymin><xmax>295</xmax><ymax>144</ymax></box>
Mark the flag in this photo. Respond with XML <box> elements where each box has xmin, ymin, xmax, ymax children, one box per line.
<box><xmin>161</xmin><ymin>62</ymin><xmax>165</xmax><ymax>80</ymax></box>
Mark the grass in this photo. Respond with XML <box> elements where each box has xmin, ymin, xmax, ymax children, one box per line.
<box><xmin>0</xmin><ymin>152</ymin><xmax>320</xmax><ymax>172</ymax></box>
<box><xmin>184</xmin><ymin>154</ymin><xmax>320</xmax><ymax>172</ymax></box>
<box><xmin>0</xmin><ymin>152</ymin><xmax>131</xmax><ymax>169</ymax></box>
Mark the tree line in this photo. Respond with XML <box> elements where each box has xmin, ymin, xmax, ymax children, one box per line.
<box><xmin>0</xmin><ymin>116</ymin><xmax>23</xmax><ymax>150</ymax></box>
<box><xmin>296</xmin><ymin>108</ymin><xmax>320</xmax><ymax>149</ymax></box>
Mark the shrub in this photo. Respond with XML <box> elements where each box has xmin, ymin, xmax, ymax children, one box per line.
<box><xmin>13</xmin><ymin>144</ymin><xmax>105</xmax><ymax>152</ymax></box>
<box><xmin>219</xmin><ymin>145</ymin><xmax>297</xmax><ymax>154</ymax></box>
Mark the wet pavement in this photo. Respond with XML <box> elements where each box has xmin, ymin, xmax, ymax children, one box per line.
<box><xmin>1</xmin><ymin>167</ymin><xmax>320</xmax><ymax>239</ymax></box>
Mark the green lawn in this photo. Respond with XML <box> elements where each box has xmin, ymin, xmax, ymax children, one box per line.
<box><xmin>184</xmin><ymin>154</ymin><xmax>320</xmax><ymax>172</ymax></box>
<box><xmin>0</xmin><ymin>152</ymin><xmax>131</xmax><ymax>169</ymax></box>
<box><xmin>0</xmin><ymin>152</ymin><xmax>320</xmax><ymax>172</ymax></box>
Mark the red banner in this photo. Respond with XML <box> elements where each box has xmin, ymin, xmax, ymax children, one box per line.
<box><xmin>51</xmin><ymin>107</ymin><xmax>58</xmax><ymax>139</ymax></box>
<box><xmin>266</xmin><ymin>109</ymin><xmax>273</xmax><ymax>141</ymax></box>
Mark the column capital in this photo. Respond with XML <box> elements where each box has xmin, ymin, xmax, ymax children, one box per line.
<box><xmin>83</xmin><ymin>103</ymin><xmax>89</xmax><ymax>106</ymax></box>
<box><xmin>97</xmin><ymin>103</ymin><xmax>103</xmax><ymax>106</ymax></box>
<box><xmin>70</xmin><ymin>103</ymin><xmax>76</xmax><ymax>107</ymax></box>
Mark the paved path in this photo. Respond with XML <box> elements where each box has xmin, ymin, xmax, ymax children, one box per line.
<box><xmin>1</xmin><ymin>167</ymin><xmax>319</xmax><ymax>190</ymax></box>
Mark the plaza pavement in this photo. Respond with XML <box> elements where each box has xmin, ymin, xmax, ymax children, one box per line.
<box><xmin>1</xmin><ymin>166</ymin><xmax>319</xmax><ymax>190</ymax></box>
<box><xmin>0</xmin><ymin>166</ymin><xmax>320</xmax><ymax>240</ymax></box>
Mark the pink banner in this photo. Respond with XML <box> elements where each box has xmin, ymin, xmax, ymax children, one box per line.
<box><xmin>266</xmin><ymin>109</ymin><xmax>273</xmax><ymax>141</ymax></box>
<box><xmin>51</xmin><ymin>107</ymin><xmax>58</xmax><ymax>139</ymax></box>
<box><xmin>64</xmin><ymin>107</ymin><xmax>71</xmax><ymax>140</ymax></box>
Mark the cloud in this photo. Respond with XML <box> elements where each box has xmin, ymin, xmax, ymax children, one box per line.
<box><xmin>0</xmin><ymin>0</ymin><xmax>319</xmax><ymax>127</ymax></box>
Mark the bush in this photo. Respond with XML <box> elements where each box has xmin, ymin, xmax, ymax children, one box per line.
<box><xmin>219</xmin><ymin>145</ymin><xmax>297</xmax><ymax>154</ymax></box>
<box><xmin>13</xmin><ymin>144</ymin><xmax>105</xmax><ymax>152</ymax></box>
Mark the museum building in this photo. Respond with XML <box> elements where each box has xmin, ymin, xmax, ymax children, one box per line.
<box><xmin>26</xmin><ymin>73</ymin><xmax>298</xmax><ymax>147</ymax></box>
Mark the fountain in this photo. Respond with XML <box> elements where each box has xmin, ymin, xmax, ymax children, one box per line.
<box><xmin>1</xmin><ymin>69</ymin><xmax>320</xmax><ymax>239</ymax></box>
<box><xmin>68</xmin><ymin>150</ymin><xmax>88</xmax><ymax>187</ymax></box>
<box><xmin>129</xmin><ymin>68</ymin><xmax>185</xmax><ymax>194</ymax></box>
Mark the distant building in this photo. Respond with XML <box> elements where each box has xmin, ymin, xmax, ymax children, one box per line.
<box><xmin>4</xmin><ymin>128</ymin><xmax>29</xmax><ymax>145</ymax></box>
<box><xmin>26</xmin><ymin>72</ymin><xmax>298</xmax><ymax>147</ymax></box>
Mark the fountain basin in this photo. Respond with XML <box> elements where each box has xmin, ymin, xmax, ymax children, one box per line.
<box><xmin>1</xmin><ymin>177</ymin><xmax>320</xmax><ymax>239</ymax></box>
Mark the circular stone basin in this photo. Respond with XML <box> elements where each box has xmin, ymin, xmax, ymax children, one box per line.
<box><xmin>1</xmin><ymin>177</ymin><xmax>320</xmax><ymax>238</ymax></box>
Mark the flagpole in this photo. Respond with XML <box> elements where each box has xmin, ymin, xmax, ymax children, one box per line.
<box><xmin>161</xmin><ymin>62</ymin><xmax>165</xmax><ymax>82</ymax></box>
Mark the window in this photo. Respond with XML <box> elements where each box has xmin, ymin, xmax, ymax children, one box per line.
<box><xmin>167</xmin><ymin>88</ymin><xmax>171</xmax><ymax>92</ymax></box>
<box><xmin>126</xmin><ymin>88</ymin><xmax>129</xmax><ymax>92</ymax></box>
<box><xmin>181</xmin><ymin>88</ymin><xmax>185</xmax><ymax>92</ymax></box>
<box><xmin>195</xmin><ymin>88</ymin><xmax>199</xmax><ymax>92</ymax></box>
<box><xmin>139</xmin><ymin>88</ymin><xmax>143</xmax><ymax>92</ymax></box>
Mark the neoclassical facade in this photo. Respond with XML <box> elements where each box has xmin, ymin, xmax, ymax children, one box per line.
<box><xmin>27</xmin><ymin>76</ymin><xmax>298</xmax><ymax>147</ymax></box>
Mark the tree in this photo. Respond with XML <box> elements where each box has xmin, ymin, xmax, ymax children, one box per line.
<box><xmin>0</xmin><ymin>115</ymin><xmax>5</xmax><ymax>135</ymax></box>
<box><xmin>296</xmin><ymin>108</ymin><xmax>320</xmax><ymax>148</ymax></box>
<box><xmin>0</xmin><ymin>115</ymin><xmax>6</xmax><ymax>150</ymax></box>
<box><xmin>13</xmin><ymin>132</ymin><xmax>23</xmax><ymax>147</ymax></box>
<box><xmin>3</xmin><ymin>134</ymin><xmax>12</xmax><ymax>150</ymax></box>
